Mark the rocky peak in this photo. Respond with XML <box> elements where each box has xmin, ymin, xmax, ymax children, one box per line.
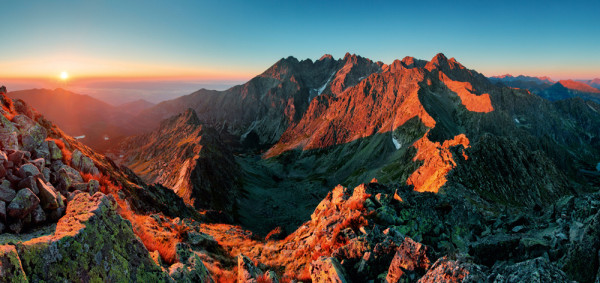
<box><xmin>160</xmin><ymin>108</ymin><xmax>201</xmax><ymax>129</ymax></box>
<box><xmin>319</xmin><ymin>54</ymin><xmax>334</xmax><ymax>61</ymax></box>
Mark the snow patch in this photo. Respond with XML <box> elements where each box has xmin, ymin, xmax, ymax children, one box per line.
<box><xmin>392</xmin><ymin>136</ymin><xmax>402</xmax><ymax>150</ymax></box>
<box><xmin>588</xmin><ymin>103</ymin><xmax>599</xmax><ymax>113</ymax></box>
<box><xmin>74</xmin><ymin>135</ymin><xmax>86</xmax><ymax>139</ymax></box>
<box><xmin>241</xmin><ymin>121</ymin><xmax>258</xmax><ymax>141</ymax></box>
<box><xmin>309</xmin><ymin>72</ymin><xmax>336</xmax><ymax>102</ymax></box>
<box><xmin>317</xmin><ymin>72</ymin><xmax>336</xmax><ymax>95</ymax></box>
<box><xmin>514</xmin><ymin>118</ymin><xmax>520</xmax><ymax>124</ymax></box>
<box><xmin>104</xmin><ymin>136</ymin><xmax>110</xmax><ymax>141</ymax></box>
<box><xmin>358</xmin><ymin>76</ymin><xmax>366</xmax><ymax>81</ymax></box>
<box><xmin>596</xmin><ymin>162</ymin><xmax>600</xmax><ymax>172</ymax></box>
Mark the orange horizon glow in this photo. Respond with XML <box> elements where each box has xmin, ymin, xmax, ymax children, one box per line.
<box><xmin>0</xmin><ymin>55</ymin><xmax>257</xmax><ymax>82</ymax></box>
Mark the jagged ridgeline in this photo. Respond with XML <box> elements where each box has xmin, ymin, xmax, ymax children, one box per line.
<box><xmin>2</xmin><ymin>51</ymin><xmax>600</xmax><ymax>282</ymax></box>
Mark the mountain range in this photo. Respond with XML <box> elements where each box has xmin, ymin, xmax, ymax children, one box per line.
<box><xmin>489</xmin><ymin>74</ymin><xmax>600</xmax><ymax>104</ymax></box>
<box><xmin>1</xmin><ymin>53</ymin><xmax>600</xmax><ymax>282</ymax></box>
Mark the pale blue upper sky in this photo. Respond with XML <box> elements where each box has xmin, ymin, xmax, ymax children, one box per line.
<box><xmin>0</xmin><ymin>0</ymin><xmax>598</xmax><ymax>81</ymax></box>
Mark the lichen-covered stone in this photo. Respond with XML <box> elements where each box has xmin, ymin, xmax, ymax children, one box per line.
<box><xmin>56</xmin><ymin>166</ymin><xmax>83</xmax><ymax>193</ymax></box>
<box><xmin>418</xmin><ymin>256</ymin><xmax>487</xmax><ymax>283</ymax></box>
<box><xmin>169</xmin><ymin>252</ymin><xmax>213</xmax><ymax>283</ymax></box>
<box><xmin>36</xmin><ymin>179</ymin><xmax>62</xmax><ymax>210</ymax></box>
<box><xmin>15</xmin><ymin>192</ymin><xmax>168</xmax><ymax>282</ymax></box>
<box><xmin>87</xmin><ymin>180</ymin><xmax>100</xmax><ymax>194</ymax></box>
<box><xmin>0</xmin><ymin>181</ymin><xmax>16</xmax><ymax>202</ymax></box>
<box><xmin>47</xmin><ymin>140</ymin><xmax>62</xmax><ymax>161</ymax></box>
<box><xmin>7</xmin><ymin>189</ymin><xmax>39</xmax><ymax>219</ymax></box>
<box><xmin>17</xmin><ymin>164</ymin><xmax>40</xmax><ymax>179</ymax></box>
<box><xmin>0</xmin><ymin>115</ymin><xmax>19</xmax><ymax>151</ymax></box>
<box><xmin>0</xmin><ymin>245</ymin><xmax>28</xmax><ymax>282</ymax></box>
<box><xmin>12</xmin><ymin>115</ymin><xmax>47</xmax><ymax>152</ymax></box>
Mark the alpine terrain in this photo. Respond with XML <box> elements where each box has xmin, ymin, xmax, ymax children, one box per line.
<box><xmin>2</xmin><ymin>52</ymin><xmax>600</xmax><ymax>283</ymax></box>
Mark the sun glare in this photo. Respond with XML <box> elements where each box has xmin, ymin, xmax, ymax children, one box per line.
<box><xmin>60</xmin><ymin>71</ymin><xmax>69</xmax><ymax>80</ymax></box>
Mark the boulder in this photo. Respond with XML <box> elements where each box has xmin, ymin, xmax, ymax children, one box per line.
<box><xmin>0</xmin><ymin>245</ymin><xmax>28</xmax><ymax>281</ymax></box>
<box><xmin>47</xmin><ymin>140</ymin><xmax>63</xmax><ymax>161</ymax></box>
<box><xmin>56</xmin><ymin>166</ymin><xmax>83</xmax><ymax>193</ymax></box>
<box><xmin>0</xmin><ymin>164</ymin><xmax>6</xmax><ymax>178</ymax></box>
<box><xmin>71</xmin><ymin>150</ymin><xmax>98</xmax><ymax>175</ymax></box>
<box><xmin>8</xmin><ymin>151</ymin><xmax>25</xmax><ymax>168</ymax></box>
<box><xmin>0</xmin><ymin>115</ymin><xmax>19</xmax><ymax>150</ymax></box>
<box><xmin>0</xmin><ymin>200</ymin><xmax>6</xmax><ymax>221</ymax></box>
<box><xmin>15</xmin><ymin>192</ymin><xmax>168</xmax><ymax>282</ymax></box>
<box><xmin>31</xmin><ymin>158</ymin><xmax>45</xmax><ymax>172</ymax></box>
<box><xmin>386</xmin><ymin>237</ymin><xmax>433</xmax><ymax>283</ymax></box>
<box><xmin>87</xmin><ymin>179</ymin><xmax>100</xmax><ymax>194</ymax></box>
<box><xmin>71</xmin><ymin>149</ymin><xmax>83</xmax><ymax>169</ymax></box>
<box><xmin>18</xmin><ymin>176</ymin><xmax>39</xmax><ymax>194</ymax></box>
<box><xmin>0</xmin><ymin>180</ymin><xmax>16</xmax><ymax>202</ymax></box>
<box><xmin>238</xmin><ymin>254</ymin><xmax>262</xmax><ymax>283</ymax></box>
<box><xmin>7</xmin><ymin>188</ymin><xmax>39</xmax><ymax>219</ymax></box>
<box><xmin>0</xmin><ymin>132</ymin><xmax>19</xmax><ymax>151</ymax></box>
<box><xmin>417</xmin><ymin>256</ymin><xmax>487</xmax><ymax>283</ymax></box>
<box><xmin>12</xmin><ymin>114</ymin><xmax>47</xmax><ymax>152</ymax></box>
<box><xmin>37</xmin><ymin>178</ymin><xmax>62</xmax><ymax>210</ymax></box>
<box><xmin>33</xmin><ymin>142</ymin><xmax>50</xmax><ymax>163</ymax></box>
<box><xmin>18</xmin><ymin>163</ymin><xmax>41</xmax><ymax>179</ymax></box>
<box><xmin>31</xmin><ymin>204</ymin><xmax>46</xmax><ymax>224</ymax></box>
<box><xmin>169</xmin><ymin>251</ymin><xmax>214</xmax><ymax>283</ymax></box>
<box><xmin>310</xmin><ymin>256</ymin><xmax>350</xmax><ymax>283</ymax></box>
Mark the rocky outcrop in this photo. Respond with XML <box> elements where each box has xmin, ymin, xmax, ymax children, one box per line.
<box><xmin>310</xmin><ymin>256</ymin><xmax>350</xmax><ymax>283</ymax></box>
<box><xmin>386</xmin><ymin>237</ymin><xmax>433</xmax><ymax>283</ymax></box>
<box><xmin>417</xmin><ymin>256</ymin><xmax>487</xmax><ymax>283</ymax></box>
<box><xmin>4</xmin><ymin>192</ymin><xmax>167</xmax><ymax>282</ymax></box>
<box><xmin>238</xmin><ymin>254</ymin><xmax>261</xmax><ymax>283</ymax></box>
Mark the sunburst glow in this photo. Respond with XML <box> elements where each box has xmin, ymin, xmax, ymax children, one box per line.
<box><xmin>60</xmin><ymin>71</ymin><xmax>69</xmax><ymax>80</ymax></box>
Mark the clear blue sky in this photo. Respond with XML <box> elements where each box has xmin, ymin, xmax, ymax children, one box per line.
<box><xmin>0</xmin><ymin>0</ymin><xmax>598</xmax><ymax>80</ymax></box>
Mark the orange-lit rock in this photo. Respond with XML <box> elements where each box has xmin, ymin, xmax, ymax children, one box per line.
<box><xmin>407</xmin><ymin>132</ymin><xmax>470</xmax><ymax>193</ymax></box>
<box><xmin>439</xmin><ymin>73</ymin><xmax>494</xmax><ymax>113</ymax></box>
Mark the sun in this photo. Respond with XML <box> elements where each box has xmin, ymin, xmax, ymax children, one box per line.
<box><xmin>60</xmin><ymin>71</ymin><xmax>69</xmax><ymax>80</ymax></box>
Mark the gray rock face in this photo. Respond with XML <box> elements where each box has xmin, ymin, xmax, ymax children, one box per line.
<box><xmin>489</xmin><ymin>257</ymin><xmax>570</xmax><ymax>283</ymax></box>
<box><xmin>13</xmin><ymin>114</ymin><xmax>47</xmax><ymax>152</ymax></box>
<box><xmin>37</xmin><ymin>179</ymin><xmax>62</xmax><ymax>210</ymax></box>
<box><xmin>0</xmin><ymin>180</ymin><xmax>16</xmax><ymax>202</ymax></box>
<box><xmin>0</xmin><ymin>201</ymin><xmax>6</xmax><ymax>221</ymax></box>
<box><xmin>17</xmin><ymin>163</ymin><xmax>40</xmax><ymax>179</ymax></box>
<box><xmin>7</xmin><ymin>188</ymin><xmax>40</xmax><ymax>219</ymax></box>
<box><xmin>238</xmin><ymin>254</ymin><xmax>261</xmax><ymax>283</ymax></box>
<box><xmin>169</xmin><ymin>251</ymin><xmax>214</xmax><ymax>283</ymax></box>
<box><xmin>310</xmin><ymin>256</ymin><xmax>350</xmax><ymax>283</ymax></box>
<box><xmin>47</xmin><ymin>140</ymin><xmax>63</xmax><ymax>161</ymax></box>
<box><xmin>71</xmin><ymin>150</ymin><xmax>98</xmax><ymax>175</ymax></box>
<box><xmin>418</xmin><ymin>256</ymin><xmax>487</xmax><ymax>283</ymax></box>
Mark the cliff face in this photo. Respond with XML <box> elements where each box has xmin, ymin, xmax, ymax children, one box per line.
<box><xmin>115</xmin><ymin>109</ymin><xmax>241</xmax><ymax>218</ymax></box>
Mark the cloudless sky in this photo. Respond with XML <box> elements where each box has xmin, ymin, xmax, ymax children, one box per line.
<box><xmin>0</xmin><ymin>0</ymin><xmax>598</xmax><ymax>84</ymax></box>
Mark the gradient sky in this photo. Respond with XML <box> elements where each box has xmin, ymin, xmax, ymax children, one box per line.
<box><xmin>1</xmin><ymin>0</ymin><xmax>599</xmax><ymax>85</ymax></box>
